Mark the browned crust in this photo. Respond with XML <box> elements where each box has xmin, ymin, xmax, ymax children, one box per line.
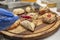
<box><xmin>7</xmin><ymin>19</ymin><xmax>20</xmax><ymax>30</ymax></box>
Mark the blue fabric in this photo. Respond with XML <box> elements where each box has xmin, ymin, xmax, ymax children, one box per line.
<box><xmin>0</xmin><ymin>8</ymin><xmax>14</xmax><ymax>17</ymax></box>
<box><xmin>0</xmin><ymin>8</ymin><xmax>19</xmax><ymax>31</ymax></box>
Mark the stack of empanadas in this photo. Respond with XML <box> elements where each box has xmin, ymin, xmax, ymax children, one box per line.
<box><xmin>12</xmin><ymin>6</ymin><xmax>57</xmax><ymax>32</ymax></box>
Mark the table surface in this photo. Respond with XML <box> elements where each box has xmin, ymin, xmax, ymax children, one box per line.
<box><xmin>44</xmin><ymin>28</ymin><xmax>60</xmax><ymax>40</ymax></box>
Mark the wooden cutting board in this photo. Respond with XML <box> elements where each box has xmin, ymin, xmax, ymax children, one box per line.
<box><xmin>1</xmin><ymin>16</ymin><xmax>60</xmax><ymax>40</ymax></box>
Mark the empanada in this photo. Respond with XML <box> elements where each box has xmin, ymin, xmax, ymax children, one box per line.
<box><xmin>42</xmin><ymin>12</ymin><xmax>57</xmax><ymax>24</ymax></box>
<box><xmin>20</xmin><ymin>20</ymin><xmax>35</xmax><ymax>31</ymax></box>
<box><xmin>13</xmin><ymin>8</ymin><xmax>25</xmax><ymax>15</ymax></box>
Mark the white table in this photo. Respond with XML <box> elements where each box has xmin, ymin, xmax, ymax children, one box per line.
<box><xmin>36</xmin><ymin>0</ymin><xmax>60</xmax><ymax>40</ymax></box>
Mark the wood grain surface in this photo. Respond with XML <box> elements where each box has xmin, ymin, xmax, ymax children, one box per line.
<box><xmin>1</xmin><ymin>16</ymin><xmax>60</xmax><ymax>40</ymax></box>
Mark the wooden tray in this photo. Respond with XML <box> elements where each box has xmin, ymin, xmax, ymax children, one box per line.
<box><xmin>1</xmin><ymin>17</ymin><xmax>60</xmax><ymax>40</ymax></box>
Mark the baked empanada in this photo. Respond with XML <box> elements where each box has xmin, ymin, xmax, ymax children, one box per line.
<box><xmin>42</xmin><ymin>12</ymin><xmax>57</xmax><ymax>24</ymax></box>
<box><xmin>13</xmin><ymin>8</ymin><xmax>25</xmax><ymax>15</ymax></box>
<box><xmin>20</xmin><ymin>20</ymin><xmax>35</xmax><ymax>31</ymax></box>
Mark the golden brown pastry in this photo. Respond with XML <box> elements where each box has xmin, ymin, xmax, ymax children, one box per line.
<box><xmin>7</xmin><ymin>19</ymin><xmax>20</xmax><ymax>30</ymax></box>
<box><xmin>20</xmin><ymin>20</ymin><xmax>35</xmax><ymax>31</ymax></box>
<box><xmin>25</xmin><ymin>6</ymin><xmax>32</xmax><ymax>13</ymax></box>
<box><xmin>25</xmin><ymin>6</ymin><xmax>36</xmax><ymax>12</ymax></box>
<box><xmin>39</xmin><ymin>7</ymin><xmax>50</xmax><ymax>15</ymax></box>
<box><xmin>27</xmin><ymin>13</ymin><xmax>38</xmax><ymax>19</ymax></box>
<box><xmin>42</xmin><ymin>12</ymin><xmax>57</xmax><ymax>24</ymax></box>
<box><xmin>13</xmin><ymin>8</ymin><xmax>25</xmax><ymax>15</ymax></box>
